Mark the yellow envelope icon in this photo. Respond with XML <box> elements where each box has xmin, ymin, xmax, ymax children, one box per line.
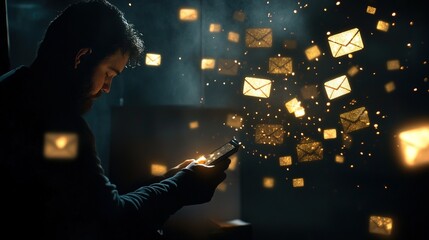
<box><xmin>201</xmin><ymin>58</ymin><xmax>215</xmax><ymax>70</ymax></box>
<box><xmin>245</xmin><ymin>28</ymin><xmax>272</xmax><ymax>48</ymax></box>
<box><xmin>255</xmin><ymin>124</ymin><xmax>284</xmax><ymax>145</ymax></box>
<box><xmin>305</xmin><ymin>45</ymin><xmax>321</xmax><ymax>60</ymax></box>
<box><xmin>243</xmin><ymin>77</ymin><xmax>272</xmax><ymax>98</ymax></box>
<box><xmin>279</xmin><ymin>156</ymin><xmax>292</xmax><ymax>166</ymax></box>
<box><xmin>328</xmin><ymin>28</ymin><xmax>364</xmax><ymax>58</ymax></box>
<box><xmin>324</xmin><ymin>75</ymin><xmax>351</xmax><ymax>100</ymax></box>
<box><xmin>376</xmin><ymin>20</ymin><xmax>390</xmax><ymax>32</ymax></box>
<box><xmin>209</xmin><ymin>23</ymin><xmax>221</xmax><ymax>32</ymax></box>
<box><xmin>145</xmin><ymin>53</ymin><xmax>161</xmax><ymax>66</ymax></box>
<box><xmin>366</xmin><ymin>6</ymin><xmax>376</xmax><ymax>15</ymax></box>
<box><xmin>228</xmin><ymin>31</ymin><xmax>240</xmax><ymax>43</ymax></box>
<box><xmin>386</xmin><ymin>59</ymin><xmax>400</xmax><ymax>70</ymax></box>
<box><xmin>44</xmin><ymin>132</ymin><xmax>78</xmax><ymax>160</ymax></box>
<box><xmin>398</xmin><ymin>126</ymin><xmax>429</xmax><ymax>167</ymax></box>
<box><xmin>179</xmin><ymin>8</ymin><xmax>198</xmax><ymax>21</ymax></box>
<box><xmin>340</xmin><ymin>107</ymin><xmax>370</xmax><ymax>133</ymax></box>
<box><xmin>233</xmin><ymin>10</ymin><xmax>246</xmax><ymax>22</ymax></box>
<box><xmin>323</xmin><ymin>129</ymin><xmax>337</xmax><ymax>139</ymax></box>
<box><xmin>292</xmin><ymin>178</ymin><xmax>304</xmax><ymax>188</ymax></box>
<box><xmin>269</xmin><ymin>57</ymin><xmax>293</xmax><ymax>74</ymax></box>
<box><xmin>285</xmin><ymin>98</ymin><xmax>301</xmax><ymax>113</ymax></box>
<box><xmin>296</xmin><ymin>138</ymin><xmax>323</xmax><ymax>162</ymax></box>
<box><xmin>217</xmin><ymin>59</ymin><xmax>239</xmax><ymax>76</ymax></box>
<box><xmin>369</xmin><ymin>216</ymin><xmax>393</xmax><ymax>235</ymax></box>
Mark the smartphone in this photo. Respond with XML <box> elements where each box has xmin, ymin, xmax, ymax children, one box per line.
<box><xmin>204</xmin><ymin>138</ymin><xmax>241</xmax><ymax>166</ymax></box>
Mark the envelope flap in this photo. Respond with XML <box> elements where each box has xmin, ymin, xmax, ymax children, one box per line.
<box><xmin>325</xmin><ymin>75</ymin><xmax>349</xmax><ymax>90</ymax></box>
<box><xmin>298</xmin><ymin>142</ymin><xmax>321</xmax><ymax>154</ymax></box>
<box><xmin>246</xmin><ymin>28</ymin><xmax>272</xmax><ymax>40</ymax></box>
<box><xmin>245</xmin><ymin>77</ymin><xmax>272</xmax><ymax>90</ymax></box>
<box><xmin>269</xmin><ymin>57</ymin><xmax>292</xmax><ymax>67</ymax></box>
<box><xmin>340</xmin><ymin>107</ymin><xmax>366</xmax><ymax>122</ymax></box>
<box><xmin>328</xmin><ymin>28</ymin><xmax>360</xmax><ymax>47</ymax></box>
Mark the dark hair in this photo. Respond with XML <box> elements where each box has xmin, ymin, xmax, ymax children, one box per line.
<box><xmin>36</xmin><ymin>0</ymin><xmax>144</xmax><ymax>68</ymax></box>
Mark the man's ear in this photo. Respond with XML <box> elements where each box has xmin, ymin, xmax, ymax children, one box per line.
<box><xmin>74</xmin><ymin>48</ymin><xmax>93</xmax><ymax>69</ymax></box>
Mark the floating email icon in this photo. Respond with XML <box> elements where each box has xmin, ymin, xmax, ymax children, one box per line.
<box><xmin>201</xmin><ymin>58</ymin><xmax>215</xmax><ymax>70</ymax></box>
<box><xmin>243</xmin><ymin>77</ymin><xmax>272</xmax><ymax>98</ymax></box>
<box><xmin>285</xmin><ymin>98</ymin><xmax>301</xmax><ymax>113</ymax></box>
<box><xmin>292</xmin><ymin>178</ymin><xmax>304</xmax><ymax>188</ymax></box>
<box><xmin>209</xmin><ymin>23</ymin><xmax>221</xmax><ymax>32</ymax></box>
<box><xmin>179</xmin><ymin>8</ymin><xmax>198</xmax><ymax>21</ymax></box>
<box><xmin>305</xmin><ymin>45</ymin><xmax>321</xmax><ymax>60</ymax></box>
<box><xmin>255</xmin><ymin>124</ymin><xmax>284</xmax><ymax>145</ymax></box>
<box><xmin>398</xmin><ymin>126</ymin><xmax>429</xmax><ymax>167</ymax></box>
<box><xmin>233</xmin><ymin>10</ymin><xmax>246</xmax><ymax>22</ymax></box>
<box><xmin>386</xmin><ymin>59</ymin><xmax>400</xmax><ymax>70</ymax></box>
<box><xmin>269</xmin><ymin>57</ymin><xmax>293</xmax><ymax>74</ymax></box>
<box><xmin>296</xmin><ymin>138</ymin><xmax>323</xmax><ymax>162</ymax></box>
<box><xmin>44</xmin><ymin>132</ymin><xmax>78</xmax><ymax>160</ymax></box>
<box><xmin>340</xmin><ymin>107</ymin><xmax>370</xmax><ymax>133</ymax></box>
<box><xmin>279</xmin><ymin>156</ymin><xmax>292</xmax><ymax>166</ymax></box>
<box><xmin>145</xmin><ymin>53</ymin><xmax>161</xmax><ymax>66</ymax></box>
<box><xmin>369</xmin><ymin>216</ymin><xmax>393</xmax><ymax>235</ymax></box>
<box><xmin>228</xmin><ymin>31</ymin><xmax>240</xmax><ymax>43</ymax></box>
<box><xmin>376</xmin><ymin>20</ymin><xmax>390</xmax><ymax>32</ymax></box>
<box><xmin>218</xmin><ymin>59</ymin><xmax>239</xmax><ymax>76</ymax></box>
<box><xmin>366</xmin><ymin>6</ymin><xmax>376</xmax><ymax>15</ymax></box>
<box><xmin>328</xmin><ymin>28</ymin><xmax>364</xmax><ymax>57</ymax></box>
<box><xmin>245</xmin><ymin>28</ymin><xmax>272</xmax><ymax>48</ymax></box>
<box><xmin>324</xmin><ymin>75</ymin><xmax>351</xmax><ymax>100</ymax></box>
<box><xmin>323</xmin><ymin>129</ymin><xmax>337</xmax><ymax>139</ymax></box>
<box><xmin>263</xmin><ymin>177</ymin><xmax>275</xmax><ymax>188</ymax></box>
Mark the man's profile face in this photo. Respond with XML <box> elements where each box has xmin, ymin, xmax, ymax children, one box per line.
<box><xmin>79</xmin><ymin>49</ymin><xmax>130</xmax><ymax>114</ymax></box>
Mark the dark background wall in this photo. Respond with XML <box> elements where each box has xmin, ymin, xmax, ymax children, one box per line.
<box><xmin>5</xmin><ymin>0</ymin><xmax>429</xmax><ymax>239</ymax></box>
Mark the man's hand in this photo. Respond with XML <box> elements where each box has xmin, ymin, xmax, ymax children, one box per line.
<box><xmin>176</xmin><ymin>158</ymin><xmax>231</xmax><ymax>205</ymax></box>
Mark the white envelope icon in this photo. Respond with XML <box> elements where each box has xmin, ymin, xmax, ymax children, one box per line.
<box><xmin>328</xmin><ymin>28</ymin><xmax>364</xmax><ymax>57</ymax></box>
<box><xmin>243</xmin><ymin>77</ymin><xmax>272</xmax><ymax>98</ymax></box>
<box><xmin>324</xmin><ymin>75</ymin><xmax>351</xmax><ymax>100</ymax></box>
<box><xmin>398</xmin><ymin>126</ymin><xmax>429</xmax><ymax>167</ymax></box>
<box><xmin>285</xmin><ymin>98</ymin><xmax>301</xmax><ymax>113</ymax></box>
<box><xmin>145</xmin><ymin>53</ymin><xmax>161</xmax><ymax>66</ymax></box>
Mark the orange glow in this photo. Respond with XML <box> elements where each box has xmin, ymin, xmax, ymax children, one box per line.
<box><xmin>209</xmin><ymin>23</ymin><xmax>221</xmax><ymax>32</ymax></box>
<box><xmin>279</xmin><ymin>156</ymin><xmax>292</xmax><ymax>166</ymax></box>
<box><xmin>189</xmin><ymin>121</ymin><xmax>199</xmax><ymax>129</ymax></box>
<box><xmin>151</xmin><ymin>164</ymin><xmax>167</xmax><ymax>176</ymax></box>
<box><xmin>263</xmin><ymin>177</ymin><xmax>275</xmax><ymax>188</ymax></box>
<box><xmin>369</xmin><ymin>215</ymin><xmax>393</xmax><ymax>235</ymax></box>
<box><xmin>44</xmin><ymin>132</ymin><xmax>78</xmax><ymax>160</ymax></box>
<box><xmin>179</xmin><ymin>8</ymin><xmax>198</xmax><ymax>21</ymax></box>
<box><xmin>292</xmin><ymin>178</ymin><xmax>304</xmax><ymax>187</ymax></box>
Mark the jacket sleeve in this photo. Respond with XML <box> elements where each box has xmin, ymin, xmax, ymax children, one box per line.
<box><xmin>48</xmin><ymin>116</ymin><xmax>192</xmax><ymax>238</ymax></box>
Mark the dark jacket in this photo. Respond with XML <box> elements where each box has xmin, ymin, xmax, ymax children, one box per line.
<box><xmin>0</xmin><ymin>66</ymin><xmax>193</xmax><ymax>239</ymax></box>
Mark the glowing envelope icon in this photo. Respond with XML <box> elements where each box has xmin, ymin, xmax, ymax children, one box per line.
<box><xmin>398</xmin><ymin>126</ymin><xmax>429</xmax><ymax>167</ymax></box>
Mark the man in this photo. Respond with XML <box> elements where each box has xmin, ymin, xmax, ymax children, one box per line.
<box><xmin>0</xmin><ymin>0</ymin><xmax>231</xmax><ymax>239</ymax></box>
